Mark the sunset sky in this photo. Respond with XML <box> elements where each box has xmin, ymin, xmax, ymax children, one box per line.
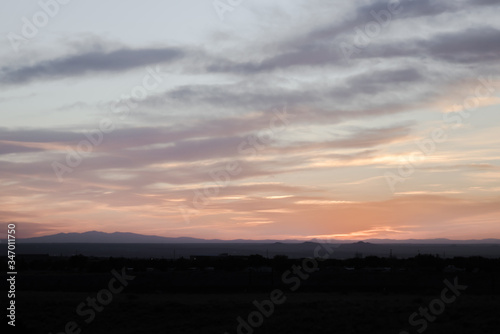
<box><xmin>1</xmin><ymin>0</ymin><xmax>500</xmax><ymax>240</ymax></box>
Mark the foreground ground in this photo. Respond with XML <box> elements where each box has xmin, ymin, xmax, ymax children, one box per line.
<box><xmin>3</xmin><ymin>254</ymin><xmax>499</xmax><ymax>333</ymax></box>
<box><xmin>7</xmin><ymin>290</ymin><xmax>499</xmax><ymax>334</ymax></box>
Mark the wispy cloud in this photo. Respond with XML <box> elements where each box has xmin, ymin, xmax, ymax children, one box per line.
<box><xmin>0</xmin><ymin>46</ymin><xmax>185</xmax><ymax>85</ymax></box>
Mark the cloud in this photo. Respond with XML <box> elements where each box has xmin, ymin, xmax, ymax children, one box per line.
<box><xmin>473</xmin><ymin>0</ymin><xmax>500</xmax><ymax>6</ymax></box>
<box><xmin>329</xmin><ymin>67</ymin><xmax>425</xmax><ymax>100</ymax></box>
<box><xmin>0</xmin><ymin>221</ymin><xmax>58</xmax><ymax>239</ymax></box>
<box><xmin>268</xmin><ymin>123</ymin><xmax>414</xmax><ymax>156</ymax></box>
<box><xmin>349</xmin><ymin>26</ymin><xmax>500</xmax><ymax>66</ymax></box>
<box><xmin>206</xmin><ymin>44</ymin><xmax>340</xmax><ymax>74</ymax></box>
<box><xmin>0</xmin><ymin>127</ymin><xmax>82</xmax><ymax>143</ymax></box>
<box><xmin>0</xmin><ymin>47</ymin><xmax>185</xmax><ymax>85</ymax></box>
<box><xmin>0</xmin><ymin>142</ymin><xmax>44</xmax><ymax>155</ymax></box>
<box><xmin>420</xmin><ymin>27</ymin><xmax>500</xmax><ymax>64</ymax></box>
<box><xmin>206</xmin><ymin>5</ymin><xmax>500</xmax><ymax>74</ymax></box>
<box><xmin>306</xmin><ymin>0</ymin><xmax>462</xmax><ymax>42</ymax></box>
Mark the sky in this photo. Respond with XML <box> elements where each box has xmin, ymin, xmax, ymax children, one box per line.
<box><xmin>1</xmin><ymin>0</ymin><xmax>500</xmax><ymax>240</ymax></box>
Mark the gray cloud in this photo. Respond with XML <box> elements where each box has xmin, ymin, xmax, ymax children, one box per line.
<box><xmin>357</xmin><ymin>26</ymin><xmax>500</xmax><ymax>65</ymax></box>
<box><xmin>307</xmin><ymin>0</ymin><xmax>462</xmax><ymax>42</ymax></box>
<box><xmin>473</xmin><ymin>0</ymin><xmax>500</xmax><ymax>6</ymax></box>
<box><xmin>420</xmin><ymin>27</ymin><xmax>500</xmax><ymax>64</ymax></box>
<box><xmin>207</xmin><ymin>25</ymin><xmax>500</xmax><ymax>76</ymax></box>
<box><xmin>207</xmin><ymin>0</ymin><xmax>470</xmax><ymax>74</ymax></box>
<box><xmin>0</xmin><ymin>121</ymin><xmax>413</xmax><ymax>186</ymax></box>
<box><xmin>0</xmin><ymin>142</ymin><xmax>43</xmax><ymax>155</ymax></box>
<box><xmin>206</xmin><ymin>0</ymin><xmax>500</xmax><ymax>75</ymax></box>
<box><xmin>268</xmin><ymin>123</ymin><xmax>414</xmax><ymax>156</ymax></box>
<box><xmin>154</xmin><ymin>83</ymin><xmax>315</xmax><ymax>111</ymax></box>
<box><xmin>331</xmin><ymin>67</ymin><xmax>424</xmax><ymax>98</ymax></box>
<box><xmin>0</xmin><ymin>47</ymin><xmax>184</xmax><ymax>85</ymax></box>
<box><xmin>0</xmin><ymin>127</ymin><xmax>82</xmax><ymax>143</ymax></box>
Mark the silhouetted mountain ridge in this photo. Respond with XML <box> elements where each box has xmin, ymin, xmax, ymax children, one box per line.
<box><xmin>17</xmin><ymin>231</ymin><xmax>302</xmax><ymax>243</ymax></box>
<box><xmin>14</xmin><ymin>231</ymin><xmax>500</xmax><ymax>244</ymax></box>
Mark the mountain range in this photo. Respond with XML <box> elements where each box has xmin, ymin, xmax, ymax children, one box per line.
<box><xmin>13</xmin><ymin>231</ymin><xmax>500</xmax><ymax>244</ymax></box>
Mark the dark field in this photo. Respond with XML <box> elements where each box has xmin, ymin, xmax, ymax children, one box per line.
<box><xmin>2</xmin><ymin>252</ymin><xmax>500</xmax><ymax>333</ymax></box>
<box><xmin>12</xmin><ymin>290</ymin><xmax>500</xmax><ymax>334</ymax></box>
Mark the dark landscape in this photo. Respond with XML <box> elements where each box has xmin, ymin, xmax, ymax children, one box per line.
<box><xmin>2</xmin><ymin>232</ymin><xmax>500</xmax><ymax>333</ymax></box>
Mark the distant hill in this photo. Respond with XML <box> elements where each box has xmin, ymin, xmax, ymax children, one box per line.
<box><xmin>16</xmin><ymin>231</ymin><xmax>302</xmax><ymax>244</ymax></box>
<box><xmin>311</xmin><ymin>238</ymin><xmax>500</xmax><ymax>244</ymax></box>
<box><xmin>13</xmin><ymin>231</ymin><xmax>500</xmax><ymax>244</ymax></box>
<box><xmin>364</xmin><ymin>238</ymin><xmax>500</xmax><ymax>244</ymax></box>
